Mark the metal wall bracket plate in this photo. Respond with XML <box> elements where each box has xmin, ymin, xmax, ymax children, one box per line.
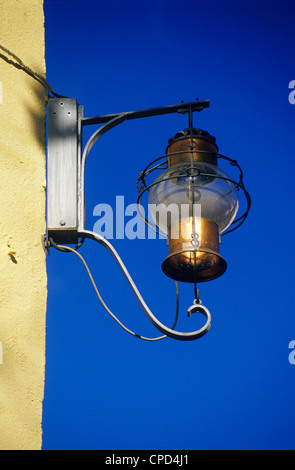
<box><xmin>47</xmin><ymin>98</ymin><xmax>79</xmax><ymax>244</ymax></box>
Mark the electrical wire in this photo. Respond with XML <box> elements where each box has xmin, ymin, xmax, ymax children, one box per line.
<box><xmin>49</xmin><ymin>239</ymin><xmax>179</xmax><ymax>342</ymax></box>
<box><xmin>0</xmin><ymin>44</ymin><xmax>66</xmax><ymax>98</ymax></box>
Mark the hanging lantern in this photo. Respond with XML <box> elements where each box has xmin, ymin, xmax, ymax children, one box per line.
<box><xmin>47</xmin><ymin>97</ymin><xmax>251</xmax><ymax>341</ymax></box>
<box><xmin>137</xmin><ymin>127</ymin><xmax>250</xmax><ymax>291</ymax></box>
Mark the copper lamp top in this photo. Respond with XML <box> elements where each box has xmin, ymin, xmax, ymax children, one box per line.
<box><xmin>167</xmin><ymin>128</ymin><xmax>218</xmax><ymax>147</ymax></box>
<box><xmin>166</xmin><ymin>128</ymin><xmax>218</xmax><ymax>167</ymax></box>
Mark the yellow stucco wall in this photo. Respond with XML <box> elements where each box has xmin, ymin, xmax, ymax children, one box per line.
<box><xmin>0</xmin><ymin>0</ymin><xmax>47</xmax><ymax>450</ymax></box>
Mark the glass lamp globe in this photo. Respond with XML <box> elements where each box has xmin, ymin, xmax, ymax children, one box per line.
<box><xmin>149</xmin><ymin>161</ymin><xmax>239</xmax><ymax>234</ymax></box>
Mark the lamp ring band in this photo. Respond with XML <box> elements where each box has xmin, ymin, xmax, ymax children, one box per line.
<box><xmin>186</xmin><ymin>167</ymin><xmax>200</xmax><ymax>177</ymax></box>
<box><xmin>188</xmin><ymin>140</ymin><xmax>198</xmax><ymax>149</ymax></box>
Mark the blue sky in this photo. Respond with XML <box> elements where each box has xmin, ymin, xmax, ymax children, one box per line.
<box><xmin>43</xmin><ymin>0</ymin><xmax>295</xmax><ymax>450</ymax></box>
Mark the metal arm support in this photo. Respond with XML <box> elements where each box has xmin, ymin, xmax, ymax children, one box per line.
<box><xmin>78</xmin><ymin>99</ymin><xmax>210</xmax><ymax>232</ymax></box>
<box><xmin>78</xmin><ymin>229</ymin><xmax>211</xmax><ymax>341</ymax></box>
<box><xmin>80</xmin><ymin>99</ymin><xmax>210</xmax><ymax>126</ymax></box>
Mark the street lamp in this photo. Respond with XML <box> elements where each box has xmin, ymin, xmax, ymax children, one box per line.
<box><xmin>46</xmin><ymin>98</ymin><xmax>250</xmax><ymax>341</ymax></box>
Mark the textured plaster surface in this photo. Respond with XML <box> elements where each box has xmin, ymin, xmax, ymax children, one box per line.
<box><xmin>0</xmin><ymin>0</ymin><xmax>47</xmax><ymax>450</ymax></box>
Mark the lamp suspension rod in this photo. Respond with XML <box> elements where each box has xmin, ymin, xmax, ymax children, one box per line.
<box><xmin>188</xmin><ymin>105</ymin><xmax>199</xmax><ymax>303</ymax></box>
<box><xmin>80</xmin><ymin>99</ymin><xmax>210</xmax><ymax>126</ymax></box>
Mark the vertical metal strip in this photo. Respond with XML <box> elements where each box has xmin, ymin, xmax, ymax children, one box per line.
<box><xmin>47</xmin><ymin>98</ymin><xmax>79</xmax><ymax>243</ymax></box>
